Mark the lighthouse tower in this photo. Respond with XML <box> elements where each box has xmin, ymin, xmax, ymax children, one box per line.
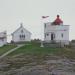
<box><xmin>44</xmin><ymin>15</ymin><xmax>69</xmax><ymax>45</ymax></box>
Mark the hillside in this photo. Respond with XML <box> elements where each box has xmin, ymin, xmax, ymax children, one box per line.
<box><xmin>8</xmin><ymin>42</ymin><xmax>75</xmax><ymax>59</ymax></box>
<box><xmin>0</xmin><ymin>42</ymin><xmax>75</xmax><ymax>75</ymax></box>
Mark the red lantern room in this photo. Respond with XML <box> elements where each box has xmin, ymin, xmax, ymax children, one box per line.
<box><xmin>52</xmin><ymin>15</ymin><xmax>63</xmax><ymax>25</ymax></box>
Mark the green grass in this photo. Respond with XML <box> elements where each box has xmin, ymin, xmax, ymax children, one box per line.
<box><xmin>0</xmin><ymin>44</ymin><xmax>17</xmax><ymax>56</ymax></box>
<box><xmin>8</xmin><ymin>42</ymin><xmax>64</xmax><ymax>56</ymax></box>
<box><xmin>7</xmin><ymin>42</ymin><xmax>75</xmax><ymax>59</ymax></box>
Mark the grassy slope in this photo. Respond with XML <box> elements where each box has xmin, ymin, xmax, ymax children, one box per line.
<box><xmin>8</xmin><ymin>42</ymin><xmax>63</xmax><ymax>55</ymax></box>
<box><xmin>8</xmin><ymin>42</ymin><xmax>75</xmax><ymax>59</ymax></box>
<box><xmin>2</xmin><ymin>42</ymin><xmax>75</xmax><ymax>70</ymax></box>
<box><xmin>0</xmin><ymin>44</ymin><xmax>17</xmax><ymax>56</ymax></box>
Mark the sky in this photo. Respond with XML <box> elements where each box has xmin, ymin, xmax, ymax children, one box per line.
<box><xmin>0</xmin><ymin>0</ymin><xmax>75</xmax><ymax>42</ymax></box>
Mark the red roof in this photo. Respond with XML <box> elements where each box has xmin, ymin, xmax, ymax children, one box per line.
<box><xmin>52</xmin><ymin>15</ymin><xmax>63</xmax><ymax>25</ymax></box>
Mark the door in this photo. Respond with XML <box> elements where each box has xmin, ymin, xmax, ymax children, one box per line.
<box><xmin>51</xmin><ymin>33</ymin><xmax>55</xmax><ymax>40</ymax></box>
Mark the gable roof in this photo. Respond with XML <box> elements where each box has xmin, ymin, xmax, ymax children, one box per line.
<box><xmin>12</xmin><ymin>23</ymin><xmax>31</xmax><ymax>35</ymax></box>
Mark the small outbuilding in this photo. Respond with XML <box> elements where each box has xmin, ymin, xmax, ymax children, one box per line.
<box><xmin>11</xmin><ymin>23</ymin><xmax>31</xmax><ymax>43</ymax></box>
<box><xmin>0</xmin><ymin>31</ymin><xmax>7</xmax><ymax>47</ymax></box>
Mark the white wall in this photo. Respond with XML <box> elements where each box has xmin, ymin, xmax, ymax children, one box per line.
<box><xmin>0</xmin><ymin>38</ymin><xmax>7</xmax><ymax>47</ymax></box>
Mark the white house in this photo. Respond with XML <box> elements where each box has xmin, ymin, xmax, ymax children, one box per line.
<box><xmin>44</xmin><ymin>15</ymin><xmax>69</xmax><ymax>45</ymax></box>
<box><xmin>0</xmin><ymin>31</ymin><xmax>7</xmax><ymax>47</ymax></box>
<box><xmin>11</xmin><ymin>23</ymin><xmax>31</xmax><ymax>43</ymax></box>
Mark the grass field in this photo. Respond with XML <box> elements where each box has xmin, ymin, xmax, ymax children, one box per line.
<box><xmin>0</xmin><ymin>44</ymin><xmax>17</xmax><ymax>56</ymax></box>
<box><xmin>7</xmin><ymin>42</ymin><xmax>75</xmax><ymax>59</ymax></box>
<box><xmin>8</xmin><ymin>42</ymin><xmax>61</xmax><ymax>55</ymax></box>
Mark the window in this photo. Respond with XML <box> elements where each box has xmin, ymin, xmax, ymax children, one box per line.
<box><xmin>61</xmin><ymin>33</ymin><xmax>63</xmax><ymax>38</ymax></box>
<box><xmin>20</xmin><ymin>35</ymin><xmax>21</xmax><ymax>39</ymax></box>
<box><xmin>22</xmin><ymin>35</ymin><xmax>24</xmax><ymax>38</ymax></box>
<box><xmin>19</xmin><ymin>35</ymin><xmax>25</xmax><ymax>40</ymax></box>
<box><xmin>46</xmin><ymin>33</ymin><xmax>49</xmax><ymax>36</ymax></box>
<box><xmin>23</xmin><ymin>35</ymin><xmax>25</xmax><ymax>38</ymax></box>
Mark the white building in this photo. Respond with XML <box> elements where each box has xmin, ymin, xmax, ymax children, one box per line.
<box><xmin>44</xmin><ymin>15</ymin><xmax>69</xmax><ymax>45</ymax></box>
<box><xmin>0</xmin><ymin>31</ymin><xmax>7</xmax><ymax>47</ymax></box>
<box><xmin>11</xmin><ymin>23</ymin><xmax>31</xmax><ymax>43</ymax></box>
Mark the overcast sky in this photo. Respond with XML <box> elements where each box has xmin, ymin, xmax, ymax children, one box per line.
<box><xmin>0</xmin><ymin>0</ymin><xmax>75</xmax><ymax>42</ymax></box>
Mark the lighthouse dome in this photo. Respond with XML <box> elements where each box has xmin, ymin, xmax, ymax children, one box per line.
<box><xmin>52</xmin><ymin>15</ymin><xmax>63</xmax><ymax>25</ymax></box>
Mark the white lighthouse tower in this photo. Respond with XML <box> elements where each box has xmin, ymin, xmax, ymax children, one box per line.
<box><xmin>44</xmin><ymin>15</ymin><xmax>69</xmax><ymax>45</ymax></box>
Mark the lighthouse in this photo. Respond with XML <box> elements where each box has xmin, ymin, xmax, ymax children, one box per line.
<box><xmin>44</xmin><ymin>15</ymin><xmax>69</xmax><ymax>45</ymax></box>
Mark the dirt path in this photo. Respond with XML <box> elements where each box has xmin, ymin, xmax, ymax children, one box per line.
<box><xmin>0</xmin><ymin>44</ymin><xmax>24</xmax><ymax>59</ymax></box>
